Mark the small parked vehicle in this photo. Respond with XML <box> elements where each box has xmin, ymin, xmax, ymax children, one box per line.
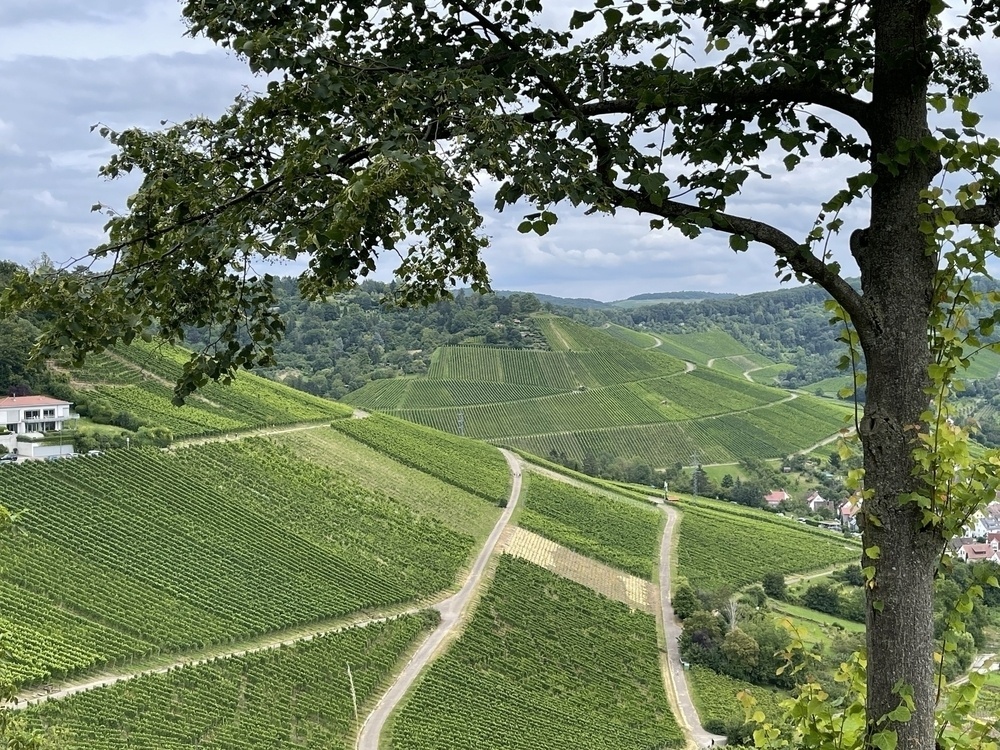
<box><xmin>0</xmin><ymin>454</ymin><xmax>17</xmax><ymax>463</ymax></box>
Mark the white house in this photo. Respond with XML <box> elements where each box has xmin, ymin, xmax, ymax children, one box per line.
<box><xmin>1</xmin><ymin>395</ymin><xmax>76</xmax><ymax>434</ymax></box>
<box><xmin>0</xmin><ymin>395</ymin><xmax>78</xmax><ymax>459</ymax></box>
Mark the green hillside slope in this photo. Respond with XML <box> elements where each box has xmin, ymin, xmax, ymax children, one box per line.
<box><xmin>71</xmin><ymin>341</ymin><xmax>351</xmax><ymax>439</ymax></box>
<box><xmin>345</xmin><ymin>315</ymin><xmax>851</xmax><ymax>467</ymax></box>
<box><xmin>26</xmin><ymin>613</ymin><xmax>436</xmax><ymax>749</ymax></box>
<box><xmin>0</xmin><ymin>440</ymin><xmax>485</xmax><ymax>687</ymax></box>
<box><xmin>388</xmin><ymin>556</ymin><xmax>685</xmax><ymax>750</ymax></box>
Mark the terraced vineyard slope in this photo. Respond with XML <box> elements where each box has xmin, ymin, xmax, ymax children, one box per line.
<box><xmin>676</xmin><ymin>496</ymin><xmax>860</xmax><ymax>591</ymax></box>
<box><xmin>0</xmin><ymin>440</ymin><xmax>487</xmax><ymax>687</ymax></box>
<box><xmin>25</xmin><ymin>613</ymin><xmax>437</xmax><ymax>749</ymax></box>
<box><xmin>387</xmin><ymin>555</ymin><xmax>685</xmax><ymax>750</ymax></box>
<box><xmin>520</xmin><ymin>473</ymin><xmax>662</xmax><ymax>579</ymax></box>
<box><xmin>343</xmin><ymin>315</ymin><xmax>850</xmax><ymax>466</ymax></box>
<box><xmin>71</xmin><ymin>341</ymin><xmax>351</xmax><ymax>439</ymax></box>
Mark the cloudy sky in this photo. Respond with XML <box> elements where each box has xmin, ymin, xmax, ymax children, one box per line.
<box><xmin>1</xmin><ymin>2</ymin><xmax>997</xmax><ymax>302</ymax></box>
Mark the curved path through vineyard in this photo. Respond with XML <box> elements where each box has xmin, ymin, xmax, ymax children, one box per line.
<box><xmin>657</xmin><ymin>501</ymin><xmax>728</xmax><ymax>749</ymax></box>
<box><xmin>11</xmin><ymin>440</ymin><xmax>523</xmax><ymax>718</ymax></box>
<box><xmin>355</xmin><ymin>448</ymin><xmax>523</xmax><ymax>750</ymax></box>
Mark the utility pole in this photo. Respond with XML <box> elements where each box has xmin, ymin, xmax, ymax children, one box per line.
<box><xmin>691</xmin><ymin>454</ymin><xmax>699</xmax><ymax>497</ymax></box>
<box><xmin>457</xmin><ymin>410</ymin><xmax>465</xmax><ymax>437</ymax></box>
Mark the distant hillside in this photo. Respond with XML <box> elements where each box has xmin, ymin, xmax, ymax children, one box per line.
<box><xmin>344</xmin><ymin>314</ymin><xmax>851</xmax><ymax>468</ymax></box>
<box><xmin>610</xmin><ymin>290</ymin><xmax>737</xmax><ymax>307</ymax></box>
<box><xmin>496</xmin><ymin>289</ymin><xmax>608</xmax><ymax>309</ymax></box>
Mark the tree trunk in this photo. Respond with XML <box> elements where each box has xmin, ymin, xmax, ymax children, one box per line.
<box><xmin>858</xmin><ymin>3</ymin><xmax>942</xmax><ymax>749</ymax></box>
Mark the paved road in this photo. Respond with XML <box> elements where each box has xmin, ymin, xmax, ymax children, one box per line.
<box><xmin>355</xmin><ymin>449</ymin><xmax>523</xmax><ymax>750</ymax></box>
<box><xmin>659</xmin><ymin>502</ymin><xmax>728</xmax><ymax>749</ymax></box>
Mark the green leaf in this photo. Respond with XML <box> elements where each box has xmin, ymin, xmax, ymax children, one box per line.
<box><xmin>604</xmin><ymin>7</ymin><xmax>623</xmax><ymax>26</ymax></box>
<box><xmin>714</xmin><ymin>38</ymin><xmax>730</xmax><ymax>51</ymax></box>
<box><xmin>729</xmin><ymin>235</ymin><xmax>748</xmax><ymax>251</ymax></box>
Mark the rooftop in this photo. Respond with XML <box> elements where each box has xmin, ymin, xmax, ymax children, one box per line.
<box><xmin>0</xmin><ymin>396</ymin><xmax>72</xmax><ymax>409</ymax></box>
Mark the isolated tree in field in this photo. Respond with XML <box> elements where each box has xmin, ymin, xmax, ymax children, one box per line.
<box><xmin>5</xmin><ymin>1</ymin><xmax>1000</xmax><ymax>748</ymax></box>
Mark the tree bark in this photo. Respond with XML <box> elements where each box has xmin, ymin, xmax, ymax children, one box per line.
<box><xmin>858</xmin><ymin>3</ymin><xmax>942</xmax><ymax>749</ymax></box>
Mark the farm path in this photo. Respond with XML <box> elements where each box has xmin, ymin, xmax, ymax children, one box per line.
<box><xmin>657</xmin><ymin>501</ymin><xmax>728</xmax><ymax>749</ymax></box>
<box><xmin>743</xmin><ymin>365</ymin><xmax>767</xmax><ymax>382</ymax></box>
<box><xmin>951</xmin><ymin>653</ymin><xmax>999</xmax><ymax>686</ymax></box>
<box><xmin>649</xmin><ymin>334</ymin><xmax>664</xmax><ymax>348</ymax></box>
<box><xmin>11</xmin><ymin>436</ymin><xmax>518</xmax><ymax>718</ymax></box>
<box><xmin>169</xmin><ymin>420</ymin><xmax>332</xmax><ymax>449</ymax></box>
<box><xmin>11</xmin><ymin>605</ymin><xmax>426</xmax><ymax>709</ymax></box>
<box><xmin>795</xmin><ymin>425</ymin><xmax>856</xmax><ymax>456</ymax></box>
<box><xmin>355</xmin><ymin>448</ymin><xmax>523</xmax><ymax>750</ymax></box>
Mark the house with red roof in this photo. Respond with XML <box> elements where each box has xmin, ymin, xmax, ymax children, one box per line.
<box><xmin>764</xmin><ymin>489</ymin><xmax>790</xmax><ymax>507</ymax></box>
<box><xmin>958</xmin><ymin>542</ymin><xmax>1000</xmax><ymax>564</ymax></box>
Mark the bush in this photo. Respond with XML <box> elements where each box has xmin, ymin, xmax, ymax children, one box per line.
<box><xmin>762</xmin><ymin>572</ymin><xmax>787</xmax><ymax>600</ymax></box>
<box><xmin>802</xmin><ymin>582</ymin><xmax>842</xmax><ymax>616</ymax></box>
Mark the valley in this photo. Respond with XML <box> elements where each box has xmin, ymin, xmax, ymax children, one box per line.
<box><xmin>0</xmin><ymin>310</ymin><xmax>996</xmax><ymax>748</ymax></box>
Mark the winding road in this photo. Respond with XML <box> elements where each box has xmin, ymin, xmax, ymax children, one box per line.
<box><xmin>657</xmin><ymin>501</ymin><xmax>728</xmax><ymax>749</ymax></box>
<box><xmin>355</xmin><ymin>449</ymin><xmax>523</xmax><ymax>750</ymax></box>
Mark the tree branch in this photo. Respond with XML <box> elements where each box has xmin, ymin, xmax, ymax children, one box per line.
<box><xmin>620</xmin><ymin>187</ymin><xmax>872</xmax><ymax>332</ymax></box>
<box><xmin>950</xmin><ymin>192</ymin><xmax>1000</xmax><ymax>226</ymax></box>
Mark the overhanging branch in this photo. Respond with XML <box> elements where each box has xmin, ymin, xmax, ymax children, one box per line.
<box><xmin>950</xmin><ymin>192</ymin><xmax>1000</xmax><ymax>226</ymax></box>
<box><xmin>620</xmin><ymin>187</ymin><xmax>872</xmax><ymax>332</ymax></box>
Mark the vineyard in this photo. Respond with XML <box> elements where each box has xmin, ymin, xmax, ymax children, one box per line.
<box><xmin>344</xmin><ymin>314</ymin><xmax>848</xmax><ymax>466</ymax></box>
<box><xmin>26</xmin><ymin>613</ymin><xmax>437</xmax><ymax>749</ymax></box>
<box><xmin>388</xmin><ymin>556</ymin><xmax>685</xmax><ymax>750</ymax></box>
<box><xmin>74</xmin><ymin>343</ymin><xmax>351</xmax><ymax>438</ymax></box>
<box><xmin>652</xmin><ymin>330</ymin><xmax>759</xmax><ymax>365</ymax></box>
<box><xmin>519</xmin><ymin>474</ymin><xmax>662</xmax><ymax>579</ymax></box>
<box><xmin>0</xmin><ymin>441</ymin><xmax>474</xmax><ymax>685</ymax></box>
<box><xmin>676</xmin><ymin>500</ymin><xmax>859</xmax><ymax>590</ymax></box>
<box><xmin>330</xmin><ymin>412</ymin><xmax>510</xmax><ymax>505</ymax></box>
<box><xmin>688</xmin><ymin>665</ymin><xmax>787</xmax><ymax>728</ymax></box>
<box><xmin>601</xmin><ymin>323</ymin><xmax>661</xmax><ymax>349</ymax></box>
<box><xmin>275</xmin><ymin>428</ymin><xmax>502</xmax><ymax>541</ymax></box>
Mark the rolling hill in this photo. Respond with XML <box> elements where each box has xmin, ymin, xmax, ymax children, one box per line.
<box><xmin>343</xmin><ymin>315</ymin><xmax>852</xmax><ymax>467</ymax></box>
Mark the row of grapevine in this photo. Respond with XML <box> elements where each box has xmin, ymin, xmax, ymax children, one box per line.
<box><xmin>519</xmin><ymin>474</ymin><xmax>662</xmax><ymax>579</ymax></box>
<box><xmin>688</xmin><ymin>665</ymin><xmax>787</xmax><ymax>728</ymax></box>
<box><xmin>428</xmin><ymin>347</ymin><xmax>582</xmax><ymax>388</ymax></box>
<box><xmin>652</xmin><ymin>330</ymin><xmax>756</xmax><ymax>365</ymax></box>
<box><xmin>26</xmin><ymin>613</ymin><xmax>437</xmax><ymax>749</ymax></box>
<box><xmin>601</xmin><ymin>323</ymin><xmax>661</xmax><ymax>348</ymax></box>
<box><xmin>77</xmin><ymin>341</ymin><xmax>351</xmax><ymax>438</ymax></box>
<box><xmin>344</xmin><ymin>377</ymin><xmax>564</xmax><ymax>410</ymax></box>
<box><xmin>389</xmin><ymin>556</ymin><xmax>685</xmax><ymax>750</ymax></box>
<box><xmin>276</xmin><ymin>428</ymin><xmax>503</xmax><ymax>542</ymax></box>
<box><xmin>676</xmin><ymin>502</ymin><xmax>859</xmax><ymax>591</ymax></box>
<box><xmin>392</xmin><ymin>385</ymin><xmax>670</xmax><ymax>440</ymax></box>
<box><xmin>0</xmin><ymin>442</ymin><xmax>473</xmax><ymax>684</ymax></box>
<box><xmin>331</xmin><ymin>413</ymin><xmax>511</xmax><ymax>504</ymax></box>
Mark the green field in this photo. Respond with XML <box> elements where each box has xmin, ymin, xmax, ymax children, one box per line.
<box><xmin>520</xmin><ymin>473</ymin><xmax>663</xmax><ymax>579</ymax></box>
<box><xmin>74</xmin><ymin>342</ymin><xmax>351</xmax><ymax>438</ymax></box>
<box><xmin>388</xmin><ymin>556</ymin><xmax>684</xmax><ymax>750</ymax></box>
<box><xmin>677</xmin><ymin>499</ymin><xmax>859</xmax><ymax>591</ymax></box>
<box><xmin>27</xmin><ymin>613</ymin><xmax>436</xmax><ymax>749</ymax></box>
<box><xmin>688</xmin><ymin>665</ymin><xmax>788</xmax><ymax>728</ymax></box>
<box><xmin>652</xmin><ymin>330</ymin><xmax>759</xmax><ymax>365</ymax></box>
<box><xmin>344</xmin><ymin>316</ymin><xmax>848</xmax><ymax>467</ymax></box>
<box><xmin>330</xmin><ymin>412</ymin><xmax>511</xmax><ymax>505</ymax></box>
<box><xmin>601</xmin><ymin>322</ymin><xmax>662</xmax><ymax>349</ymax></box>
<box><xmin>276</xmin><ymin>427</ymin><xmax>502</xmax><ymax>541</ymax></box>
<box><xmin>0</xmin><ymin>441</ymin><xmax>476</xmax><ymax>686</ymax></box>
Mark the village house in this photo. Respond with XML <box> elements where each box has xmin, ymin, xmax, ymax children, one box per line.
<box><xmin>0</xmin><ymin>395</ymin><xmax>78</xmax><ymax>460</ymax></box>
<box><xmin>957</xmin><ymin>541</ymin><xmax>1000</xmax><ymax>564</ymax></box>
<box><xmin>764</xmin><ymin>489</ymin><xmax>790</xmax><ymax>507</ymax></box>
<box><xmin>839</xmin><ymin>500</ymin><xmax>861</xmax><ymax>532</ymax></box>
<box><xmin>805</xmin><ymin>490</ymin><xmax>835</xmax><ymax>514</ymax></box>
